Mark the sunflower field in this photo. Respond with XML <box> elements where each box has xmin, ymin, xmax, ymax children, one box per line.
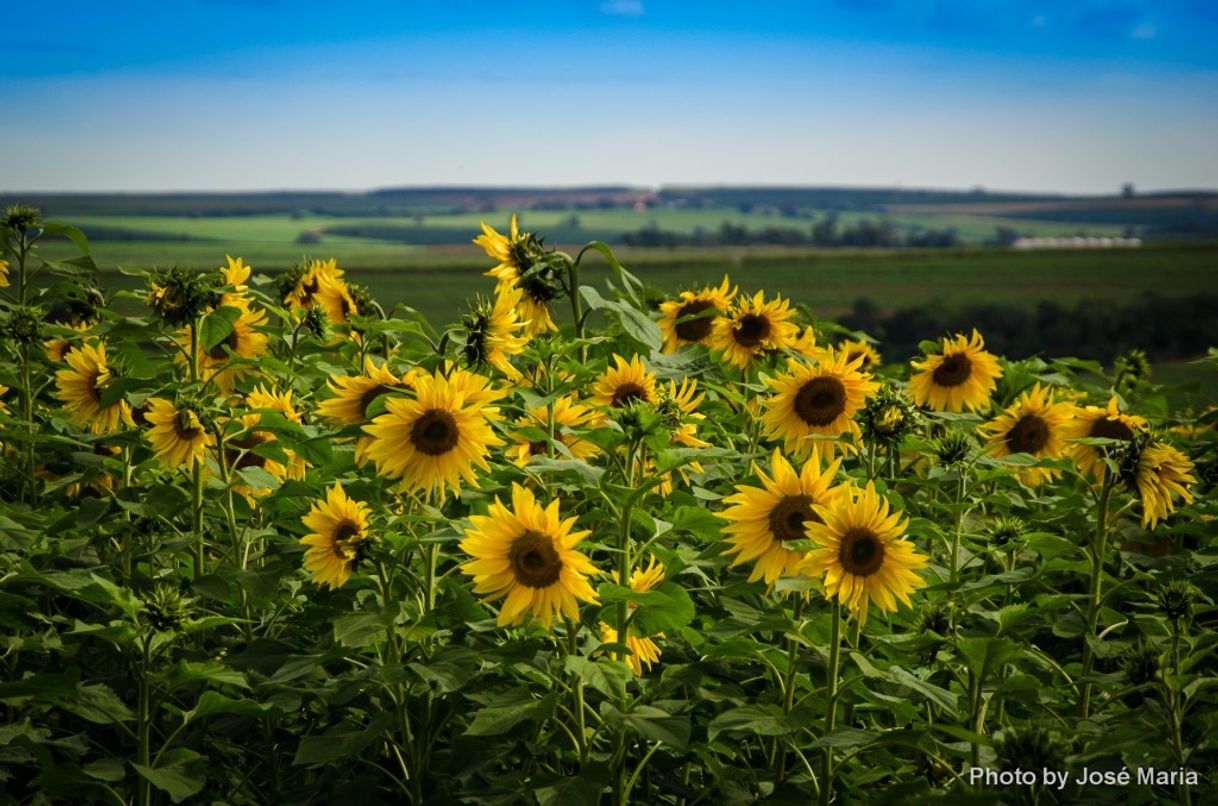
<box><xmin>2</xmin><ymin>204</ymin><xmax>1217</xmax><ymax>805</ymax></box>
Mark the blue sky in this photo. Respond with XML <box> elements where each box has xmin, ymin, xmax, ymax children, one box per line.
<box><xmin>2</xmin><ymin>0</ymin><xmax>1216</xmax><ymax>193</ymax></box>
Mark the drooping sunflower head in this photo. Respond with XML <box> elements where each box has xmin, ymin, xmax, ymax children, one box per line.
<box><xmin>146</xmin><ymin>266</ymin><xmax>220</xmax><ymax>327</ymax></box>
<box><xmin>460</xmin><ymin>285</ymin><xmax>530</xmax><ymax>379</ymax></box>
<box><xmin>245</xmin><ymin>383</ymin><xmax>302</xmax><ymax>424</ymax></box>
<box><xmin>1122</xmin><ymin>640</ymin><xmax>1160</xmax><ymax>690</ymax></box>
<box><xmin>317</xmin><ymin>356</ymin><xmax>412</xmax><ymax>427</ymax></box>
<box><xmin>839</xmin><ymin>339</ymin><xmax>882</xmax><ymax>374</ymax></box>
<box><xmin>598</xmin><ymin>556</ymin><xmax>667</xmax><ymax>675</ymax></box>
<box><xmin>54</xmin><ymin>340</ymin><xmax>133</xmax><ymax>434</ymax></box>
<box><xmin>800</xmin><ymin>481</ymin><xmax>928</xmax><ymax>625</ymax></box>
<box><xmin>284</xmin><ymin>258</ymin><xmax>358</xmax><ymax>328</ymax></box>
<box><xmin>300</xmin><ymin>483</ymin><xmax>371</xmax><ymax>590</ymax></box>
<box><xmin>589</xmin><ymin>354</ymin><xmax>658</xmax><ymax>410</ymax></box>
<box><xmin>720</xmin><ymin>449</ymin><xmax>844</xmax><ymax>585</ymax></box>
<box><xmin>1064</xmin><ymin>396</ymin><xmax>1147</xmax><ymax>483</ymax></box>
<box><xmin>760</xmin><ymin>350</ymin><xmax>879</xmax><ymax>461</ymax></box>
<box><xmin>361</xmin><ymin>368</ymin><xmax>504</xmax><ymax>501</ymax></box>
<box><xmin>506</xmin><ymin>396</ymin><xmax>601</xmax><ymax>466</ymax></box>
<box><xmin>1155</xmin><ymin>579</ymin><xmax>1199</xmax><ymax>623</ymax></box>
<box><xmin>985</xmin><ymin>515</ymin><xmax>1028</xmax><ymax>547</ymax></box>
<box><xmin>460</xmin><ymin>483</ymin><xmax>599</xmax><ymax>629</ymax></box>
<box><xmin>4</xmin><ymin>306</ymin><xmax>41</xmax><ymax>344</ymax></box>
<box><xmin>1114</xmin><ymin>348</ymin><xmax>1152</xmax><ymax>389</ymax></box>
<box><xmin>658</xmin><ymin>275</ymin><xmax>736</xmax><ymax>353</ymax></box>
<box><xmin>1122</xmin><ymin>438</ymin><xmax>1196</xmax><ymax>530</ymax></box>
<box><xmin>909</xmin><ymin>329</ymin><xmax>1002</xmax><ymax>413</ymax></box>
<box><xmin>143</xmin><ymin>397</ymin><xmax>214</xmax><ymax>470</ymax></box>
<box><xmin>980</xmin><ymin>383</ymin><xmax>1074</xmax><ymax>487</ymax></box>
<box><xmin>474</xmin><ymin>214</ymin><xmax>548</xmax><ymax>284</ymax></box>
<box><xmin>710</xmin><ymin>291</ymin><xmax>798</xmax><ymax>369</ymax></box>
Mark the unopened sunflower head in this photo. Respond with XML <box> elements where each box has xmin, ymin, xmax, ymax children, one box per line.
<box><xmin>986</xmin><ymin>515</ymin><xmax>1028</xmax><ymax>547</ymax></box>
<box><xmin>1155</xmin><ymin>580</ymin><xmax>1198</xmax><ymax>624</ymax></box>
<box><xmin>1114</xmin><ymin>348</ymin><xmax>1152</xmax><ymax>388</ymax></box>
<box><xmin>914</xmin><ymin>599</ymin><xmax>953</xmax><ymax>637</ymax></box>
<box><xmin>142</xmin><ymin>583</ymin><xmax>194</xmax><ymax>633</ymax></box>
<box><xmin>3</xmin><ymin>204</ymin><xmax>42</xmax><ymax>233</ymax></box>
<box><xmin>1122</xmin><ymin>640</ymin><xmax>1160</xmax><ymax>688</ymax></box>
<box><xmin>861</xmin><ymin>383</ymin><xmax>919</xmax><ymax>446</ymax></box>
<box><xmin>302</xmin><ymin>305</ymin><xmax>329</xmax><ymax>339</ymax></box>
<box><xmin>4</xmin><ymin>306</ymin><xmax>42</xmax><ymax>343</ymax></box>
<box><xmin>994</xmin><ymin>725</ymin><xmax>1063</xmax><ymax>775</ymax></box>
<box><xmin>146</xmin><ymin>266</ymin><xmax>220</xmax><ymax>327</ymax></box>
<box><xmin>932</xmin><ymin>429</ymin><xmax>975</xmax><ymax>468</ymax></box>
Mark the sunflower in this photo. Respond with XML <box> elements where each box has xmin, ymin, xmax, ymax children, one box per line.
<box><xmin>362</xmin><ymin>368</ymin><xmax>504</xmax><ymax>500</ymax></box>
<box><xmin>459</xmin><ymin>483</ymin><xmax>599</xmax><ymax>628</ymax></box>
<box><xmin>55</xmin><ymin>340</ymin><xmax>133</xmax><ymax>434</ymax></box>
<box><xmin>598</xmin><ymin>557</ymin><xmax>666</xmax><ymax>675</ymax></box>
<box><xmin>1064</xmin><ymin>396</ymin><xmax>1148</xmax><ymax>483</ymax></box>
<box><xmin>143</xmin><ymin>398</ymin><xmax>214</xmax><ymax>469</ymax></box>
<box><xmin>219</xmin><ymin>254</ymin><xmax>251</xmax><ymax>296</ymax></box>
<box><xmin>0</xmin><ymin>257</ymin><xmax>9</xmax><ymax>287</ymax></box>
<box><xmin>506</xmin><ymin>396</ymin><xmax>601</xmax><ymax>466</ymax></box>
<box><xmin>800</xmin><ymin>481</ymin><xmax>928</xmax><ymax>625</ymax></box>
<box><xmin>588</xmin><ymin>354</ymin><xmax>657</xmax><ymax>409</ymax></box>
<box><xmin>658</xmin><ymin>276</ymin><xmax>736</xmax><ymax>353</ymax></box>
<box><xmin>909</xmin><ymin>329</ymin><xmax>1002</xmax><ymax>413</ymax></box>
<box><xmin>178</xmin><ymin>301</ymin><xmax>269</xmax><ymax>391</ymax></box>
<box><xmin>980</xmin><ymin>383</ymin><xmax>1074</xmax><ymax>487</ymax></box>
<box><xmin>300</xmin><ymin>483</ymin><xmax>371</xmax><ymax>590</ymax></box>
<box><xmin>226</xmin><ymin>386</ymin><xmax>309</xmax><ymax>499</ymax></box>
<box><xmin>1131</xmin><ymin>442</ymin><xmax>1196</xmax><ymax>529</ymax></box>
<box><xmin>760</xmin><ymin>348</ymin><xmax>879</xmax><ymax>461</ymax></box>
<box><xmin>44</xmin><ymin>321</ymin><xmax>90</xmax><ymax>363</ymax></box>
<box><xmin>285</xmin><ymin>258</ymin><xmax>358</xmax><ymax>328</ymax></box>
<box><xmin>838</xmin><ymin>339</ymin><xmax>882</xmax><ymax>374</ymax></box>
<box><xmin>317</xmin><ymin>357</ymin><xmax>415</xmax><ymax>427</ymax></box>
<box><xmin>462</xmin><ymin>285</ymin><xmax>530</xmax><ymax>379</ymax></box>
<box><xmin>720</xmin><ymin>450</ymin><xmax>844</xmax><ymax>585</ymax></box>
<box><xmin>660</xmin><ymin>377</ymin><xmax>709</xmax><ymax>449</ymax></box>
<box><xmin>475</xmin><ymin>214</ymin><xmax>559</xmax><ymax>335</ymax></box>
<box><xmin>791</xmin><ymin>325</ymin><xmax>818</xmax><ymax>358</ymax></box>
<box><xmin>710</xmin><ymin>291</ymin><xmax>798</xmax><ymax>369</ymax></box>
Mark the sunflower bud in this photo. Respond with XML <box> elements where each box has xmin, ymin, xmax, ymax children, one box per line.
<box><xmin>1114</xmin><ymin>348</ymin><xmax>1152</xmax><ymax>388</ymax></box>
<box><xmin>348</xmin><ymin>283</ymin><xmax>377</xmax><ymax>320</ymax></box>
<box><xmin>4</xmin><ymin>306</ymin><xmax>42</xmax><ymax>343</ymax></box>
<box><xmin>1156</xmin><ymin>580</ymin><xmax>1197</xmax><ymax>624</ymax></box>
<box><xmin>146</xmin><ymin>267</ymin><xmax>220</xmax><ymax>327</ymax></box>
<box><xmin>861</xmin><ymin>384</ymin><xmax>919</xmax><ymax>446</ymax></box>
<box><xmin>276</xmin><ymin>261</ymin><xmax>309</xmax><ymax>302</ymax></box>
<box><xmin>460</xmin><ymin>298</ymin><xmax>495</xmax><ymax>369</ymax></box>
<box><xmin>1122</xmin><ymin>640</ymin><xmax>1160</xmax><ymax>687</ymax></box>
<box><xmin>932</xmin><ymin>429</ymin><xmax>974</xmax><ymax>468</ymax></box>
<box><xmin>994</xmin><ymin>725</ymin><xmax>1063</xmax><ymax>776</ymax></box>
<box><xmin>986</xmin><ymin>515</ymin><xmax>1027</xmax><ymax>547</ymax></box>
<box><xmin>3</xmin><ymin>204</ymin><xmax>42</xmax><ymax>233</ymax></box>
<box><xmin>914</xmin><ymin>600</ymin><xmax>952</xmax><ymax>637</ymax></box>
<box><xmin>142</xmin><ymin>583</ymin><xmax>193</xmax><ymax>633</ymax></box>
<box><xmin>302</xmin><ymin>305</ymin><xmax>329</xmax><ymax>339</ymax></box>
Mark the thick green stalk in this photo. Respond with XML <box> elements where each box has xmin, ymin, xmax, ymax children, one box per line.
<box><xmin>819</xmin><ymin>602</ymin><xmax>843</xmax><ymax>806</ymax></box>
<box><xmin>1078</xmin><ymin>477</ymin><xmax>1114</xmax><ymax>719</ymax></box>
<box><xmin>775</xmin><ymin>596</ymin><xmax>806</xmax><ymax>782</ymax></box>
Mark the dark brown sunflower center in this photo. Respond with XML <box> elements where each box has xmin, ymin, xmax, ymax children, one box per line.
<box><xmin>228</xmin><ymin>432</ymin><xmax>271</xmax><ymax>469</ymax></box>
<box><xmin>174</xmin><ymin>411</ymin><xmax>202</xmax><ymax>441</ymax></box>
<box><xmin>768</xmin><ymin>494</ymin><xmax>820</xmax><ymax>544</ymax></box>
<box><xmin>528</xmin><ymin>440</ymin><xmax>548</xmax><ymax>456</ymax></box>
<box><xmin>209</xmin><ymin>329</ymin><xmax>240</xmax><ymax>360</ymax></box>
<box><xmin>508</xmin><ymin>529</ymin><xmax>562</xmax><ymax>588</ymax></box>
<box><xmin>733</xmin><ymin>313</ymin><xmax>771</xmax><ymax>348</ymax></box>
<box><xmin>674</xmin><ymin>300</ymin><xmax>715</xmax><ymax>342</ymax></box>
<box><xmin>611</xmin><ymin>383</ymin><xmax>649</xmax><ymax>408</ymax></box>
<box><xmin>332</xmin><ymin>520</ymin><xmax>364</xmax><ymax>562</ymax></box>
<box><xmin>410</xmin><ymin>409</ymin><xmax>460</xmax><ymax>456</ymax></box>
<box><xmin>794</xmin><ymin>376</ymin><xmax>847</xmax><ymax>426</ymax></box>
<box><xmin>848</xmin><ymin>349</ymin><xmax>873</xmax><ymax>370</ymax></box>
<box><xmin>1090</xmin><ymin>417</ymin><xmax>1134</xmax><ymax>442</ymax></box>
<box><xmin>1006</xmin><ymin>414</ymin><xmax>1050</xmax><ymax>455</ymax></box>
<box><xmin>932</xmin><ymin>353</ymin><xmax>972</xmax><ymax>387</ymax></box>
<box><xmin>86</xmin><ymin>370</ymin><xmax>105</xmax><ymax>403</ymax></box>
<box><xmin>838</xmin><ymin>527</ymin><xmax>886</xmax><ymax>576</ymax></box>
<box><xmin>359</xmin><ymin>383</ymin><xmax>398</xmax><ymax>417</ymax></box>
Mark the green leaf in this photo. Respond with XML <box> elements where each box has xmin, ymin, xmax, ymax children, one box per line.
<box><xmin>611</xmin><ymin>704</ymin><xmax>691</xmax><ymax>750</ymax></box>
<box><xmin>131</xmin><ymin>748</ymin><xmax>207</xmax><ymax>804</ymax></box>
<box><xmin>614</xmin><ymin>304</ymin><xmax>663</xmax><ymax>353</ymax></box>
<box><xmin>708</xmin><ymin>704</ymin><xmax>811</xmax><ymax>741</ymax></box>
<box><xmin>465</xmin><ymin>690</ymin><xmax>556</xmax><ymax>736</ymax></box>
<box><xmin>564</xmin><ymin>656</ymin><xmax>632</xmax><ymax>699</ymax></box>
<box><xmin>632</xmin><ymin>581</ymin><xmax>696</xmax><ymax>635</ymax></box>
<box><xmin>292</xmin><ymin>712</ymin><xmax>395</xmax><ymax>765</ymax></box>
<box><xmin>199</xmin><ymin>305</ymin><xmax>243</xmax><ymax>351</ymax></box>
<box><xmin>408</xmin><ymin>646</ymin><xmax>481</xmax><ymax>693</ymax></box>
<box><xmin>186</xmin><ymin>691</ymin><xmax>276</xmax><ymax>721</ymax></box>
<box><xmin>534</xmin><ymin>765</ymin><xmax>610</xmax><ymax>806</ymax></box>
<box><xmin>957</xmin><ymin>636</ymin><xmax>1021</xmax><ymax>684</ymax></box>
<box><xmin>810</xmin><ymin>727</ymin><xmax>880</xmax><ymax>749</ymax></box>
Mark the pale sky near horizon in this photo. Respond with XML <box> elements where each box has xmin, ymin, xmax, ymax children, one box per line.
<box><xmin>2</xmin><ymin>0</ymin><xmax>1217</xmax><ymax>195</ymax></box>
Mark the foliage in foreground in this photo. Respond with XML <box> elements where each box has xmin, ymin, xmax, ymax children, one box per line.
<box><xmin>1</xmin><ymin>206</ymin><xmax>1217</xmax><ymax>805</ymax></box>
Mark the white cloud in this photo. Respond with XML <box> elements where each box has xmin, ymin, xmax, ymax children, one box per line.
<box><xmin>600</xmin><ymin>1</ymin><xmax>644</xmax><ymax>17</ymax></box>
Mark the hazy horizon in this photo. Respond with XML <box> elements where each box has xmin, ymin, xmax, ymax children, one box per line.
<box><xmin>3</xmin><ymin>1</ymin><xmax>1217</xmax><ymax>195</ymax></box>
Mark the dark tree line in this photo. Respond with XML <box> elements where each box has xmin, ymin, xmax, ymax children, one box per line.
<box><xmin>621</xmin><ymin>217</ymin><xmax>960</xmax><ymax>249</ymax></box>
<box><xmin>841</xmin><ymin>294</ymin><xmax>1218</xmax><ymax>363</ymax></box>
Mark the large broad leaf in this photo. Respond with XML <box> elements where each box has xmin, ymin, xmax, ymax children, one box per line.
<box><xmin>464</xmin><ymin>690</ymin><xmax>556</xmax><ymax>737</ymax></box>
<box><xmin>605</xmin><ymin>704</ymin><xmax>691</xmax><ymax>750</ymax></box>
<box><xmin>851</xmin><ymin>652</ymin><xmax>958</xmax><ymax>715</ymax></box>
<box><xmin>564</xmin><ymin>656</ymin><xmax>632</xmax><ymax>699</ymax></box>
<box><xmin>131</xmin><ymin>748</ymin><xmax>207</xmax><ymax>804</ymax></box>
<box><xmin>614</xmin><ymin>304</ymin><xmax>663</xmax><ymax>353</ymax></box>
<box><xmin>407</xmin><ymin>646</ymin><xmax>481</xmax><ymax>693</ymax></box>
<box><xmin>199</xmin><ymin>305</ymin><xmax>244</xmax><ymax>351</ymax></box>
<box><xmin>186</xmin><ymin>691</ymin><xmax>277</xmax><ymax>721</ymax></box>
<box><xmin>707</xmin><ymin>704</ymin><xmax>813</xmax><ymax>742</ymax></box>
<box><xmin>957</xmin><ymin>636</ymin><xmax>1021</xmax><ymax>684</ymax></box>
<box><xmin>292</xmin><ymin>712</ymin><xmax>396</xmax><ymax>766</ymax></box>
<box><xmin>598</xmin><ymin>581</ymin><xmax>696</xmax><ymax>636</ymax></box>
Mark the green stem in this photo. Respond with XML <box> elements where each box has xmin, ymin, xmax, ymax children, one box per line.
<box><xmin>564</xmin><ymin>256</ymin><xmax>587</xmax><ymax>363</ymax></box>
<box><xmin>775</xmin><ymin>596</ymin><xmax>806</xmax><ymax>782</ymax></box>
<box><xmin>137</xmin><ymin>633</ymin><xmax>152</xmax><ymax>806</ymax></box>
<box><xmin>819</xmin><ymin>602</ymin><xmax>843</xmax><ymax>806</ymax></box>
<box><xmin>949</xmin><ymin>472</ymin><xmax>966</xmax><ymax>585</ymax></box>
<box><xmin>191</xmin><ymin>459</ymin><xmax>205</xmax><ymax>580</ymax></box>
<box><xmin>1078</xmin><ymin>477</ymin><xmax>1114</xmax><ymax>719</ymax></box>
